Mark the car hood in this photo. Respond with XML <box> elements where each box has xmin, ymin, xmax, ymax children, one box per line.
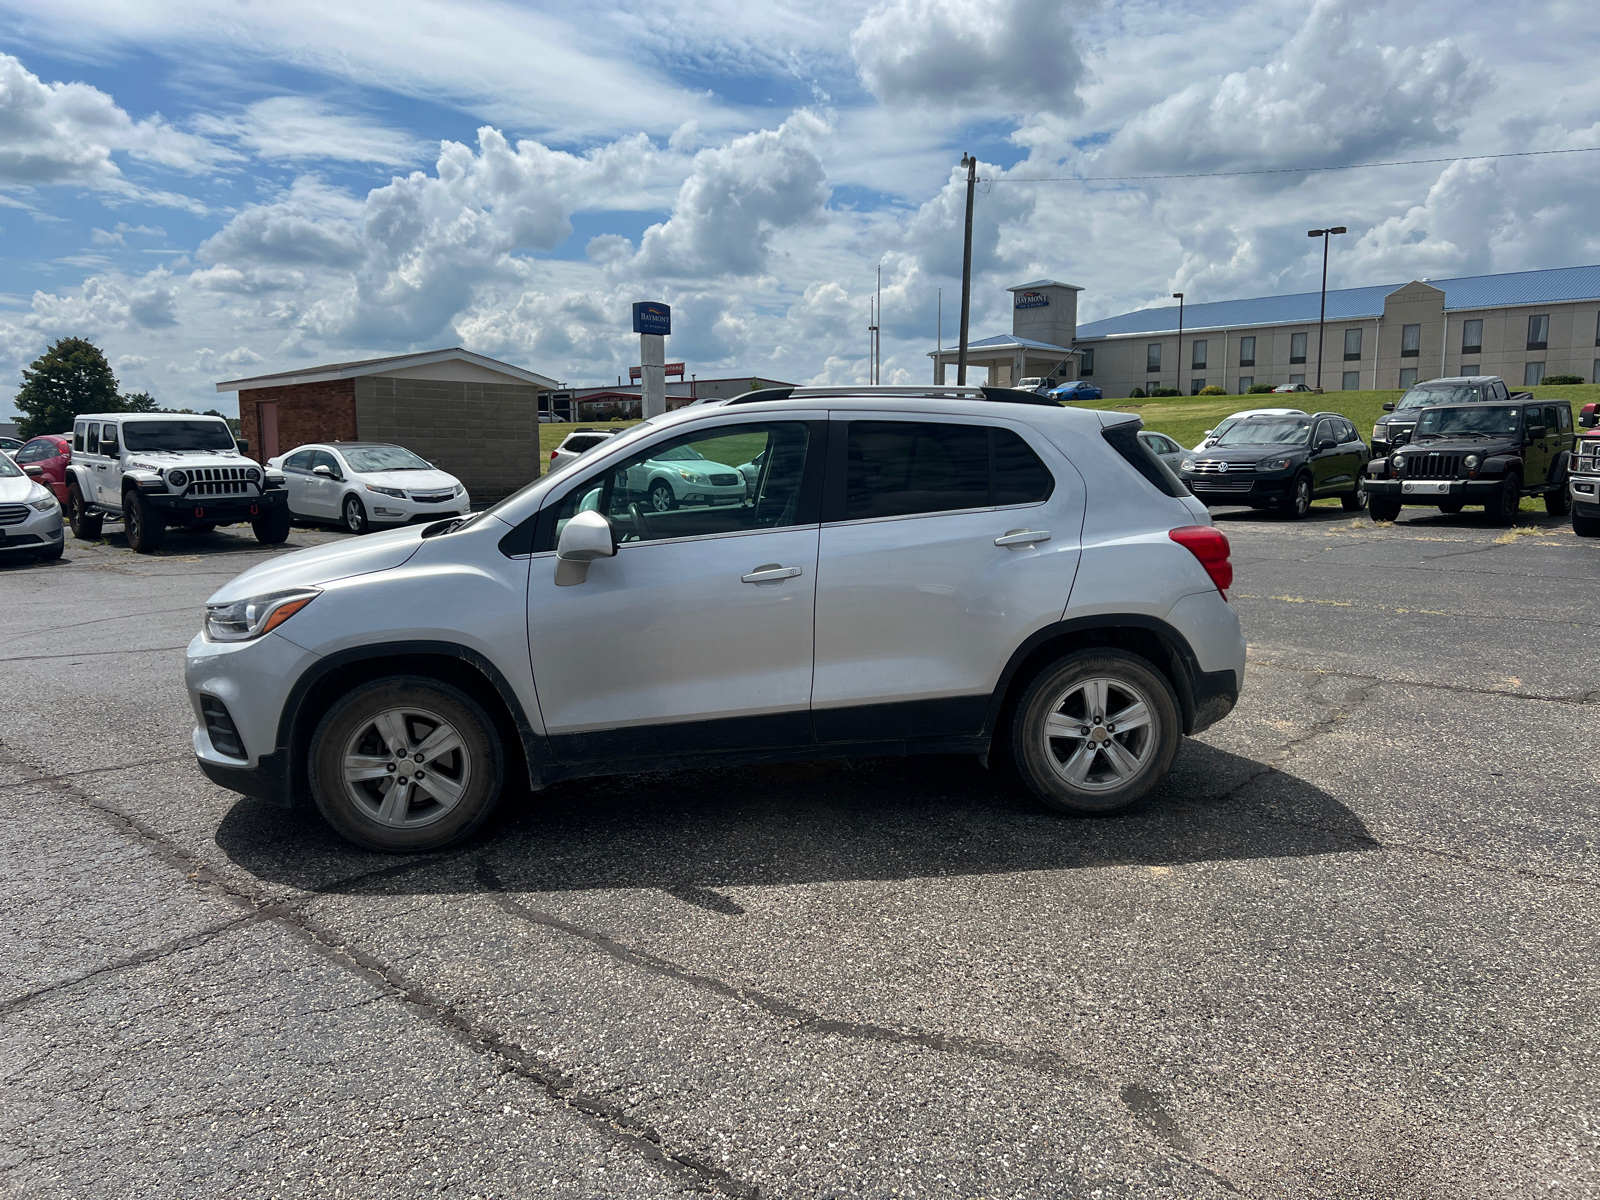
<box><xmin>122</xmin><ymin>449</ymin><xmax>253</xmax><ymax>468</ymax></box>
<box><xmin>1188</xmin><ymin>445</ymin><xmax>1307</xmax><ymax>464</ymax></box>
<box><xmin>0</xmin><ymin>475</ymin><xmax>51</xmax><ymax>503</ymax></box>
<box><xmin>357</xmin><ymin>468</ymin><xmax>460</xmax><ymax>491</ymax></box>
<box><xmin>1400</xmin><ymin>437</ymin><xmax>1515</xmax><ymax>455</ymax></box>
<box><xmin>207</xmin><ymin>524</ymin><xmax>427</xmax><ymax>604</ymax></box>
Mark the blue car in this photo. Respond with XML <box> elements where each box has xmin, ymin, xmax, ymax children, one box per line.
<box><xmin>1050</xmin><ymin>381</ymin><xmax>1103</xmax><ymax>401</ymax></box>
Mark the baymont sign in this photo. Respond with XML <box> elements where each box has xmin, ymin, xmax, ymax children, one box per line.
<box><xmin>1014</xmin><ymin>291</ymin><xmax>1049</xmax><ymax>309</ymax></box>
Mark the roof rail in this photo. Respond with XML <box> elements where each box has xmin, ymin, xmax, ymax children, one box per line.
<box><xmin>723</xmin><ymin>385</ymin><xmax>1065</xmax><ymax>408</ymax></box>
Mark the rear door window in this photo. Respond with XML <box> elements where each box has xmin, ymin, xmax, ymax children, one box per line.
<box><xmin>992</xmin><ymin>428</ymin><xmax>1054</xmax><ymax>505</ymax></box>
<box><xmin>843</xmin><ymin>422</ymin><xmax>990</xmax><ymax>519</ymax></box>
<box><xmin>85</xmin><ymin>423</ymin><xmax>101</xmax><ymax>455</ymax></box>
<box><xmin>285</xmin><ymin>450</ymin><xmax>314</xmax><ymax>471</ymax></box>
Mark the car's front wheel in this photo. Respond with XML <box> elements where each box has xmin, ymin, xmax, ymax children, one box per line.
<box><xmin>1575</xmin><ymin>511</ymin><xmax>1600</xmax><ymax>537</ymax></box>
<box><xmin>1010</xmin><ymin>649</ymin><xmax>1181</xmax><ymax>815</ymax></box>
<box><xmin>308</xmin><ymin>676</ymin><xmax>505</xmax><ymax>852</ymax></box>
<box><xmin>124</xmin><ymin>489</ymin><xmax>166</xmax><ymax>553</ymax></box>
<box><xmin>1489</xmin><ymin>472</ymin><xmax>1521</xmax><ymax>526</ymax></box>
<box><xmin>647</xmin><ymin>480</ymin><xmax>677</xmax><ymax>512</ymax></box>
<box><xmin>1369</xmin><ymin>495</ymin><xmax>1401</xmax><ymax>522</ymax></box>
<box><xmin>1341</xmin><ymin>479</ymin><xmax>1368</xmax><ymax>511</ymax></box>
<box><xmin>343</xmin><ymin>494</ymin><xmax>369</xmax><ymax>534</ymax></box>
<box><xmin>1284</xmin><ymin>472</ymin><xmax>1313</xmax><ymax>519</ymax></box>
<box><xmin>253</xmin><ymin>504</ymin><xmax>291</xmax><ymax>544</ymax></box>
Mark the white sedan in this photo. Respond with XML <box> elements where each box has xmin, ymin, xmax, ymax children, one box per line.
<box><xmin>0</xmin><ymin>450</ymin><xmax>64</xmax><ymax>561</ymax></box>
<box><xmin>268</xmin><ymin>442</ymin><xmax>470</xmax><ymax>535</ymax></box>
<box><xmin>619</xmin><ymin>443</ymin><xmax>748</xmax><ymax>512</ymax></box>
<box><xmin>1192</xmin><ymin>407</ymin><xmax>1309</xmax><ymax>452</ymax></box>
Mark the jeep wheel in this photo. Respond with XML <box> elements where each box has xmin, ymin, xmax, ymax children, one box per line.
<box><xmin>1545</xmin><ymin>483</ymin><xmax>1572</xmax><ymax>517</ymax></box>
<box><xmin>342</xmin><ymin>494</ymin><xmax>369</xmax><ymax>535</ymax></box>
<box><xmin>1284</xmin><ymin>473</ymin><xmax>1313</xmax><ymax>519</ymax></box>
<box><xmin>1437</xmin><ymin>501</ymin><xmax>1464</xmax><ymax>514</ymax></box>
<box><xmin>309</xmin><ymin>676</ymin><xmax>505</xmax><ymax>852</ymax></box>
<box><xmin>123</xmin><ymin>489</ymin><xmax>166</xmax><ymax>553</ymax></box>
<box><xmin>648</xmin><ymin>480</ymin><xmax>677</xmax><ymax>512</ymax></box>
<box><xmin>1340</xmin><ymin>479</ymin><xmax>1368</xmax><ymax>511</ymax></box>
<box><xmin>67</xmin><ymin>483</ymin><xmax>101</xmax><ymax>540</ymax></box>
<box><xmin>1488</xmin><ymin>472</ymin><xmax>1521</xmax><ymax>526</ymax></box>
<box><xmin>252</xmin><ymin>504</ymin><xmax>291</xmax><ymax>545</ymax></box>
<box><xmin>1369</xmin><ymin>495</ymin><xmax>1401</xmax><ymax>522</ymax></box>
<box><xmin>1010</xmin><ymin>649</ymin><xmax>1181</xmax><ymax>816</ymax></box>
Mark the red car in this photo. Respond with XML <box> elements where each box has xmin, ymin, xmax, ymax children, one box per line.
<box><xmin>13</xmin><ymin>434</ymin><xmax>72</xmax><ymax>504</ymax></box>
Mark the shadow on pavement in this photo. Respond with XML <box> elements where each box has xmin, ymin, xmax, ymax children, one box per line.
<box><xmin>216</xmin><ymin>739</ymin><xmax>1378</xmax><ymax>898</ymax></box>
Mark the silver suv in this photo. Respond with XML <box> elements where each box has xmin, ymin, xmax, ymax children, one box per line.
<box><xmin>186</xmin><ymin>387</ymin><xmax>1245</xmax><ymax>852</ymax></box>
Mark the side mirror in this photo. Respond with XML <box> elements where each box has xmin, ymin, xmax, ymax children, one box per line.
<box><xmin>1202</xmin><ymin>429</ymin><xmax>1213</xmax><ymax>438</ymax></box>
<box><xmin>313</xmin><ymin>464</ymin><xmax>333</xmax><ymax>477</ymax></box>
<box><xmin>23</xmin><ymin>464</ymin><xmax>43</xmax><ymax>478</ymax></box>
<box><xmin>1382</xmin><ymin>402</ymin><xmax>1395</xmax><ymax>412</ymax></box>
<box><xmin>1317</xmin><ymin>438</ymin><xmax>1338</xmax><ymax>451</ymax></box>
<box><xmin>236</xmin><ymin>437</ymin><xmax>249</xmax><ymax>453</ymax></box>
<box><xmin>1527</xmin><ymin>426</ymin><xmax>1547</xmax><ymax>440</ymax></box>
<box><xmin>554</xmin><ymin>509</ymin><xmax>616</xmax><ymax>586</ymax></box>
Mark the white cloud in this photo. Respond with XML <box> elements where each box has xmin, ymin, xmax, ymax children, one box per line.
<box><xmin>192</xmin><ymin>96</ymin><xmax>425</xmax><ymax>166</ymax></box>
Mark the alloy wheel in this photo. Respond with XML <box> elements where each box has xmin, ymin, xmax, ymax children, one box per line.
<box><xmin>1040</xmin><ymin>676</ymin><xmax>1156</xmax><ymax>792</ymax></box>
<box><xmin>339</xmin><ymin>706</ymin><xmax>471</xmax><ymax>829</ymax></box>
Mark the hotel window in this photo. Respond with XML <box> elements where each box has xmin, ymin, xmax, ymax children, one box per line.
<box><xmin>1289</xmin><ymin>373</ymin><xmax>1305</xmax><ymax>385</ymax></box>
<box><xmin>1460</xmin><ymin>364</ymin><xmax>1479</xmax><ymax>376</ymax></box>
<box><xmin>1343</xmin><ymin>328</ymin><xmax>1362</xmax><ymax>361</ymax></box>
<box><xmin>1342</xmin><ymin>371</ymin><xmax>1360</xmax><ymax>390</ymax></box>
<box><xmin>1147</xmin><ymin>344</ymin><xmax>1162</xmax><ymax>372</ymax></box>
<box><xmin>1238</xmin><ymin>376</ymin><xmax>1254</xmax><ymax>391</ymax></box>
<box><xmin>1401</xmin><ymin>324</ymin><xmax>1420</xmax><ymax>357</ymax></box>
<box><xmin>1238</xmin><ymin>336</ymin><xmax>1255</xmax><ymax>367</ymax></box>
<box><xmin>1290</xmin><ymin>332</ymin><xmax>1307</xmax><ymax>364</ymax></box>
<box><xmin>1190</xmin><ymin>378</ymin><xmax>1206</xmax><ymax>395</ymax></box>
<box><xmin>1399</xmin><ymin>368</ymin><xmax>1418</xmax><ymax>389</ymax></box>
<box><xmin>1524</xmin><ymin>362</ymin><xmax>1545</xmax><ymax>387</ymax></box>
<box><xmin>1595</xmin><ymin>359</ymin><xmax>1600</xmax><ymax>383</ymax></box>
<box><xmin>1461</xmin><ymin>319</ymin><xmax>1482</xmax><ymax>354</ymax></box>
<box><xmin>1079</xmin><ymin>348</ymin><xmax>1094</xmax><ymax>377</ymax></box>
<box><xmin>1527</xmin><ymin>314</ymin><xmax>1549</xmax><ymax>351</ymax></box>
<box><xmin>1595</xmin><ymin>312</ymin><xmax>1600</xmax><ymax>347</ymax></box>
<box><xmin>1191</xmin><ymin>339</ymin><xmax>1207</xmax><ymax>369</ymax></box>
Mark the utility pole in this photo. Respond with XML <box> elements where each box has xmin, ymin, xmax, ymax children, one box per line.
<box><xmin>957</xmin><ymin>153</ymin><xmax>977</xmax><ymax>385</ymax></box>
<box><xmin>1173</xmin><ymin>292</ymin><xmax>1185</xmax><ymax>395</ymax></box>
<box><xmin>868</xmin><ymin>296</ymin><xmax>878</xmax><ymax>384</ymax></box>
<box><xmin>935</xmin><ymin>287</ymin><xmax>942</xmax><ymax>383</ymax></box>
<box><xmin>1307</xmin><ymin>226</ymin><xmax>1347</xmax><ymax>391</ymax></box>
<box><xmin>875</xmin><ymin>263</ymin><xmax>882</xmax><ymax>385</ymax></box>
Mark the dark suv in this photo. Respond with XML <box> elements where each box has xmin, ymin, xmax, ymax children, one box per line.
<box><xmin>1371</xmin><ymin>376</ymin><xmax>1528</xmax><ymax>457</ymax></box>
<box><xmin>1178</xmin><ymin>411</ymin><xmax>1368</xmax><ymax>518</ymax></box>
<box><xmin>1365</xmin><ymin>399</ymin><xmax>1574</xmax><ymax>524</ymax></box>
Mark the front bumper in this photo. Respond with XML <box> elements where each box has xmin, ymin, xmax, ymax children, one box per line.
<box><xmin>1182</xmin><ymin>473</ymin><xmax>1294</xmax><ymax>505</ymax></box>
<box><xmin>187</xmin><ymin>629</ymin><xmax>316</xmax><ymax>805</ymax></box>
<box><xmin>1365</xmin><ymin>478</ymin><xmax>1502</xmax><ymax>504</ymax></box>
<box><xmin>0</xmin><ymin>502</ymin><xmax>65</xmax><ymax>553</ymax></box>
<box><xmin>1571</xmin><ymin>475</ymin><xmax>1599</xmax><ymax>514</ymax></box>
<box><xmin>363</xmin><ymin>490</ymin><xmax>471</xmax><ymax>525</ymax></box>
<box><xmin>149</xmin><ymin>487</ymin><xmax>287</xmax><ymax>524</ymax></box>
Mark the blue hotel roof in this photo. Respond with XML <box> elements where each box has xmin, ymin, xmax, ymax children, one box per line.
<box><xmin>1074</xmin><ymin>263</ymin><xmax>1600</xmax><ymax>340</ymax></box>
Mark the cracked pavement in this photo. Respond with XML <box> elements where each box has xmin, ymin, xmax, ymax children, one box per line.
<box><xmin>2</xmin><ymin>509</ymin><xmax>1598</xmax><ymax>1197</ymax></box>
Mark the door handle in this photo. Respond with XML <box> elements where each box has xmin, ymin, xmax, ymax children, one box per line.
<box><xmin>994</xmin><ymin>529</ymin><xmax>1051</xmax><ymax>547</ymax></box>
<box><xmin>741</xmin><ymin>564</ymin><xmax>802</xmax><ymax>584</ymax></box>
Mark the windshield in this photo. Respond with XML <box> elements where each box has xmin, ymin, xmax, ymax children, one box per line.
<box><xmin>1398</xmin><ymin>384</ymin><xmax>1484</xmax><ymax>411</ymax></box>
<box><xmin>1216</xmin><ymin>418</ymin><xmax>1312</xmax><ymax>446</ymax></box>
<box><xmin>342</xmin><ymin>445</ymin><xmax>431</xmax><ymax>472</ymax></box>
<box><xmin>1415</xmin><ymin>406</ymin><xmax>1520</xmax><ymax>437</ymax></box>
<box><xmin>0</xmin><ymin>453</ymin><xmax>21</xmax><ymax>478</ymax></box>
<box><xmin>122</xmin><ymin>419</ymin><xmax>236</xmax><ymax>451</ymax></box>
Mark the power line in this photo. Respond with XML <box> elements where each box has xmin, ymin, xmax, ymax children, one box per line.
<box><xmin>983</xmin><ymin>145</ymin><xmax>1600</xmax><ymax>184</ymax></box>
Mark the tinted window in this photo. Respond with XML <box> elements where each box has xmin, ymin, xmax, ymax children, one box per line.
<box><xmin>15</xmin><ymin>440</ymin><xmax>50</xmax><ymax>463</ymax></box>
<box><xmin>74</xmin><ymin>424</ymin><xmax>85</xmax><ymax>453</ymax></box>
<box><xmin>1415</xmin><ymin>407</ymin><xmax>1520</xmax><ymax>437</ymax></box>
<box><xmin>100</xmin><ymin>423</ymin><xmax>119</xmax><ymax>452</ymax></box>
<box><xmin>1101</xmin><ymin>423</ymin><xmax>1188</xmax><ymax>498</ymax></box>
<box><xmin>992</xmin><ymin>428</ymin><xmax>1053</xmax><ymax>505</ymax></box>
<box><xmin>1217</xmin><ymin>419</ymin><xmax>1312</xmax><ymax>446</ymax></box>
<box><xmin>284</xmin><ymin>450</ymin><xmax>314</xmax><ymax>471</ymax></box>
<box><xmin>845</xmin><ymin>422</ymin><xmax>989</xmax><ymax>519</ymax></box>
<box><xmin>85</xmin><ymin>423</ymin><xmax>100</xmax><ymax>455</ymax></box>
<box><xmin>563</xmin><ymin>435</ymin><xmax>608</xmax><ymax>454</ymax></box>
<box><xmin>311</xmin><ymin>450</ymin><xmax>342</xmax><ymax>476</ymax></box>
<box><xmin>1558</xmin><ymin>404</ymin><xmax>1572</xmax><ymax>432</ymax></box>
<box><xmin>1543</xmin><ymin>406</ymin><xmax>1559</xmax><ymax>431</ymax></box>
<box><xmin>1314</xmin><ymin>420</ymin><xmax>1334</xmax><ymax>445</ymax></box>
<box><xmin>122</xmin><ymin>420</ymin><xmax>232</xmax><ymax>451</ymax></box>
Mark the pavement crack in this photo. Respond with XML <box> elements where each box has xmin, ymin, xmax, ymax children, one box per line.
<box><xmin>1248</xmin><ymin>658</ymin><xmax>1598</xmax><ymax>706</ymax></box>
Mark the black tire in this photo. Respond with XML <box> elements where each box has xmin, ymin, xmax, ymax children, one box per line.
<box><xmin>1574</xmin><ymin>512</ymin><xmax>1600</xmax><ymax>537</ymax></box>
<box><xmin>1284</xmin><ymin>473</ymin><xmax>1313</xmax><ymax>519</ymax></box>
<box><xmin>1546</xmin><ymin>483</ymin><xmax>1571</xmax><ymax>517</ymax></box>
<box><xmin>67</xmin><ymin>483</ymin><xmax>101</xmax><ymax>540</ymax></box>
<box><xmin>123</xmin><ymin>488</ymin><xmax>166</xmax><ymax>553</ymax></box>
<box><xmin>252</xmin><ymin>504</ymin><xmax>292</xmax><ymax>545</ymax></box>
<box><xmin>1488</xmin><ymin>472</ymin><xmax>1521</xmax><ymax>526</ymax></box>
<box><xmin>1009</xmin><ymin>649</ymin><xmax>1181</xmax><ymax>816</ymax></box>
<box><xmin>1369</xmin><ymin>495</ymin><xmax>1401</xmax><ymax>522</ymax></box>
<box><xmin>343</xmin><ymin>494</ymin><xmax>370</xmax><ymax>535</ymax></box>
<box><xmin>308</xmin><ymin>676</ymin><xmax>505</xmax><ymax>853</ymax></box>
<box><xmin>1340</xmin><ymin>479</ymin><xmax>1368</xmax><ymax>511</ymax></box>
<box><xmin>647</xmin><ymin>480</ymin><xmax>677</xmax><ymax>512</ymax></box>
<box><xmin>1437</xmin><ymin>501</ymin><xmax>1464</xmax><ymax>514</ymax></box>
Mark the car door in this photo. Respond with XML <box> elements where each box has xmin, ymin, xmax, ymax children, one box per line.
<box><xmin>810</xmin><ymin>415</ymin><xmax>1084</xmax><ymax>743</ymax></box>
<box><xmin>280</xmin><ymin>449</ymin><xmax>315</xmax><ymax>514</ymax></box>
<box><xmin>1308</xmin><ymin>418</ymin><xmax>1341</xmax><ymax>494</ymax></box>
<box><xmin>1523</xmin><ymin>405</ymin><xmax>1557</xmax><ymax>484</ymax></box>
<box><xmin>305</xmin><ymin>450</ymin><xmax>344</xmax><ymax>517</ymax></box>
<box><xmin>525</xmin><ymin>415</ymin><xmax>824</xmax><ymax>762</ymax></box>
<box><xmin>96</xmin><ymin>421</ymin><xmax>123</xmax><ymax>507</ymax></box>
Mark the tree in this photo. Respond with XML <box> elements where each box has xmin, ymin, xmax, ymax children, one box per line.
<box><xmin>120</xmin><ymin>390</ymin><xmax>158</xmax><ymax>412</ymax></box>
<box><xmin>14</xmin><ymin>338</ymin><xmax>120</xmax><ymax>437</ymax></box>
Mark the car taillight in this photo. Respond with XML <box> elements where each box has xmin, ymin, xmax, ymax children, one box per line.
<box><xmin>550</xmin><ymin>450</ymin><xmax>558</xmax><ymax>460</ymax></box>
<box><xmin>1169</xmin><ymin>525</ymin><xmax>1233</xmax><ymax>595</ymax></box>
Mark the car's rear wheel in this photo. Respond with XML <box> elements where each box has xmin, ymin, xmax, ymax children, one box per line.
<box><xmin>1488</xmin><ymin>472</ymin><xmax>1521</xmax><ymax>526</ymax></box>
<box><xmin>124</xmin><ymin>489</ymin><xmax>166</xmax><ymax>553</ymax></box>
<box><xmin>343</xmin><ymin>494</ymin><xmax>369</xmax><ymax>534</ymax></box>
<box><xmin>1369</xmin><ymin>495</ymin><xmax>1401</xmax><ymax>522</ymax></box>
<box><xmin>67</xmin><ymin>483</ymin><xmax>101</xmax><ymax>540</ymax></box>
<box><xmin>1010</xmin><ymin>649</ymin><xmax>1181</xmax><ymax>816</ymax></box>
<box><xmin>308</xmin><ymin>676</ymin><xmax>505</xmax><ymax>852</ymax></box>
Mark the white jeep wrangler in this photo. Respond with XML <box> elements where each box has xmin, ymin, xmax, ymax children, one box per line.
<box><xmin>65</xmin><ymin>412</ymin><xmax>291</xmax><ymax>553</ymax></box>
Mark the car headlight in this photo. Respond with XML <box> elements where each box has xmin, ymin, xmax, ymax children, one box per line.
<box><xmin>265</xmin><ymin>472</ymin><xmax>286</xmax><ymax>488</ymax></box>
<box><xmin>30</xmin><ymin>494</ymin><xmax>58</xmax><ymax>512</ymax></box>
<box><xmin>366</xmin><ymin>484</ymin><xmax>406</xmax><ymax>498</ymax></box>
<box><xmin>167</xmin><ymin>469</ymin><xmax>189</xmax><ymax>488</ymax></box>
<box><xmin>204</xmin><ymin>588</ymin><xmax>319</xmax><ymax>642</ymax></box>
<box><xmin>246</xmin><ymin>467</ymin><xmax>261</xmax><ymax>483</ymax></box>
<box><xmin>1179</xmin><ymin>458</ymin><xmax>1195</xmax><ymax>472</ymax></box>
<box><xmin>1392</xmin><ymin>453</ymin><xmax>1404</xmax><ymax>470</ymax></box>
<box><xmin>1371</xmin><ymin>425</ymin><xmax>1383</xmax><ymax>441</ymax></box>
<box><xmin>1257</xmin><ymin>456</ymin><xmax>1293</xmax><ymax>471</ymax></box>
<box><xmin>1464</xmin><ymin>454</ymin><xmax>1480</xmax><ymax>470</ymax></box>
<box><xmin>675</xmin><ymin>469</ymin><xmax>697</xmax><ymax>481</ymax></box>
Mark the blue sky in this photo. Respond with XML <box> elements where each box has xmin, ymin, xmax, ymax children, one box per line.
<box><xmin>3</xmin><ymin>0</ymin><xmax>1599</xmax><ymax>418</ymax></box>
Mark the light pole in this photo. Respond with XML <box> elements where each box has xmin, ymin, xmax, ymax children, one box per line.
<box><xmin>957</xmin><ymin>153</ymin><xmax>977</xmax><ymax>385</ymax></box>
<box><xmin>1307</xmin><ymin>226</ymin><xmax>1347</xmax><ymax>391</ymax></box>
<box><xmin>1172</xmin><ymin>292</ymin><xmax>1184</xmax><ymax>395</ymax></box>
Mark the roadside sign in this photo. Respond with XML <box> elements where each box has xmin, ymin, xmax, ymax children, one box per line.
<box><xmin>1014</xmin><ymin>290</ymin><xmax>1049</xmax><ymax>309</ymax></box>
<box><xmin>633</xmin><ymin>302</ymin><xmax>671</xmax><ymax>335</ymax></box>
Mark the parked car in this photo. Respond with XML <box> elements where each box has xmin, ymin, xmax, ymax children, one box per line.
<box><xmin>0</xmin><ymin>450</ymin><xmax>65</xmax><ymax>561</ymax></box>
<box><xmin>11</xmin><ymin>434</ymin><xmax>72</xmax><ymax>504</ymax></box>
<box><xmin>1370</xmin><ymin>376</ymin><xmax>1526</xmax><ymax>458</ymax></box>
<box><xmin>547</xmin><ymin>428</ymin><xmax>622</xmax><ymax>477</ymax></box>
<box><xmin>0</xmin><ymin>435</ymin><xmax>24</xmax><ymax>457</ymax></box>
<box><xmin>187</xmin><ymin>385</ymin><xmax>1244</xmax><ymax>852</ymax></box>
<box><xmin>1272</xmin><ymin>383</ymin><xmax>1314</xmax><ymax>394</ymax></box>
<box><xmin>1570</xmin><ymin>404</ymin><xmax>1599</xmax><ymax>536</ymax></box>
<box><xmin>1365</xmin><ymin>399</ymin><xmax>1574</xmax><ymax>524</ymax></box>
<box><xmin>1192</xmin><ymin>408</ymin><xmax>1308</xmax><ymax>452</ymax></box>
<box><xmin>65</xmin><ymin>412</ymin><xmax>289</xmax><ymax>553</ymax></box>
<box><xmin>1180</xmin><ymin>412</ymin><xmax>1368</xmax><ymax>517</ymax></box>
<box><xmin>1139</xmin><ymin>430</ymin><xmax>1186</xmax><ymax>471</ymax></box>
<box><xmin>1011</xmin><ymin>377</ymin><xmax>1052</xmax><ymax>394</ymax></box>
<box><xmin>268</xmin><ymin>442</ymin><xmax>469</xmax><ymax>535</ymax></box>
<box><xmin>1050</xmin><ymin>381</ymin><xmax>1103</xmax><ymax>401</ymax></box>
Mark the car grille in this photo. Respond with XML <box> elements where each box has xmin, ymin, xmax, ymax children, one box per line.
<box><xmin>1189</xmin><ymin>478</ymin><xmax>1255</xmax><ymax>493</ymax></box>
<box><xmin>1188</xmin><ymin>460</ymin><xmax>1256</xmax><ymax>474</ymax></box>
<box><xmin>1403</xmin><ymin>452</ymin><xmax>1463</xmax><ymax>480</ymax></box>
<box><xmin>184</xmin><ymin>467</ymin><xmax>255</xmax><ymax>497</ymax></box>
<box><xmin>709</xmin><ymin>474</ymin><xmax>740</xmax><ymax>486</ymax></box>
<box><xmin>410</xmin><ymin>491</ymin><xmax>455</xmax><ymax>504</ymax></box>
<box><xmin>0</xmin><ymin>503</ymin><xmax>30</xmax><ymax>526</ymax></box>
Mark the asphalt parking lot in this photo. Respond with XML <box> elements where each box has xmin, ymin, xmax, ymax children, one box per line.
<box><xmin>3</xmin><ymin>505</ymin><xmax>1598</xmax><ymax>1198</ymax></box>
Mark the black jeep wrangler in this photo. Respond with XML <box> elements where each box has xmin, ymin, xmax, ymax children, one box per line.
<box><xmin>1364</xmin><ymin>398</ymin><xmax>1574</xmax><ymax>524</ymax></box>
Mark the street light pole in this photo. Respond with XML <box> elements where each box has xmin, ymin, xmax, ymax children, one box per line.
<box><xmin>957</xmin><ymin>153</ymin><xmax>977</xmax><ymax>386</ymax></box>
<box><xmin>1307</xmin><ymin>226</ymin><xmax>1347</xmax><ymax>391</ymax></box>
<box><xmin>1172</xmin><ymin>292</ymin><xmax>1184</xmax><ymax>395</ymax></box>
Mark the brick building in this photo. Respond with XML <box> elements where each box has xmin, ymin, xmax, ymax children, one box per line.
<box><xmin>216</xmin><ymin>349</ymin><xmax>559</xmax><ymax>503</ymax></box>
